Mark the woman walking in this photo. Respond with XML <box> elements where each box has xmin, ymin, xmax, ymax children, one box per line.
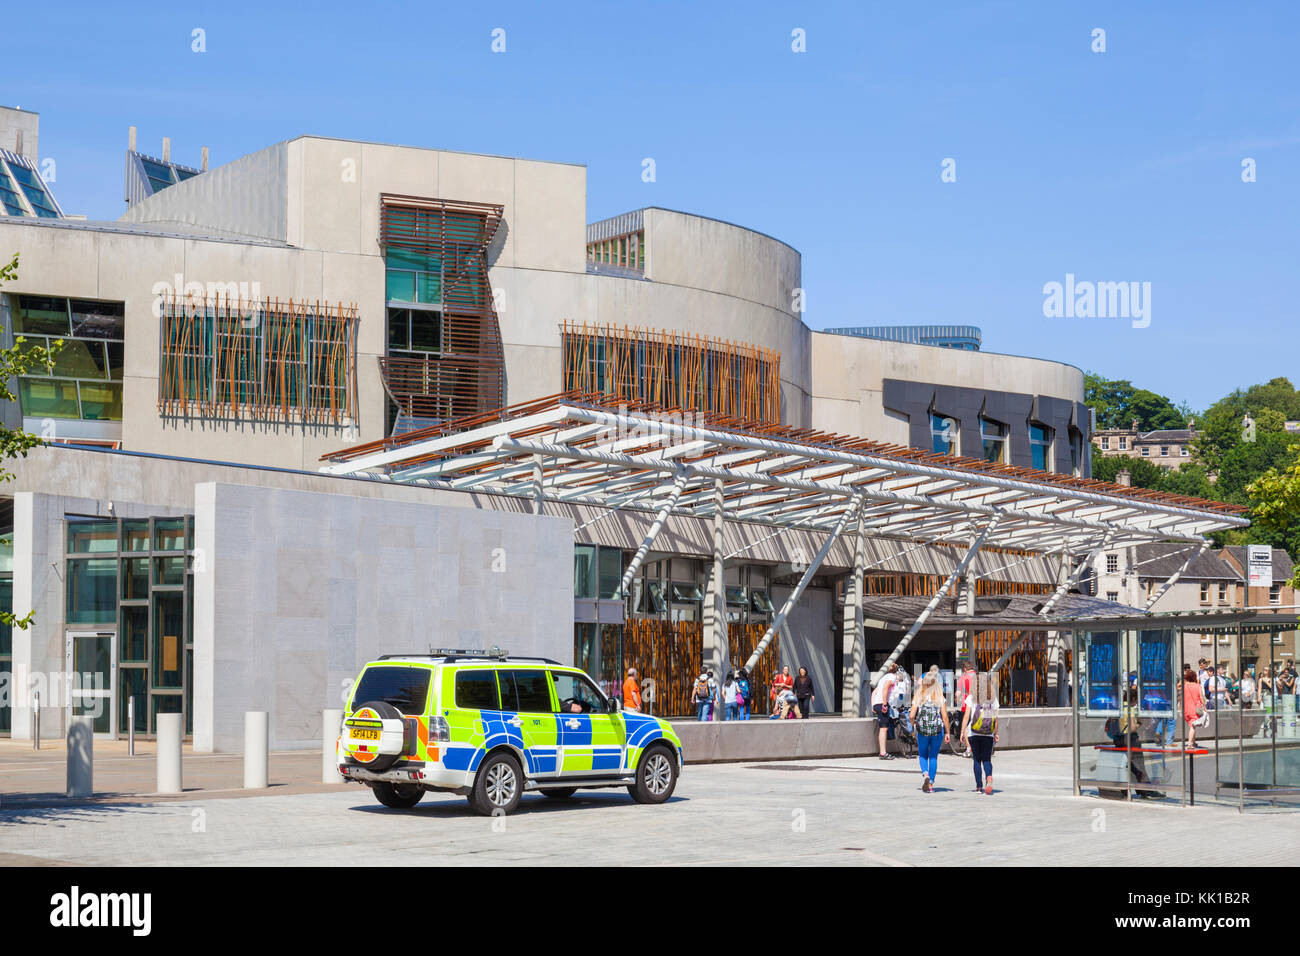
<box><xmin>722</xmin><ymin>671</ymin><xmax>740</xmax><ymax>721</ymax></box>
<box><xmin>1182</xmin><ymin>664</ymin><xmax>1206</xmax><ymax>749</ymax></box>
<box><xmin>909</xmin><ymin>674</ymin><xmax>950</xmax><ymax>792</ymax></box>
<box><xmin>960</xmin><ymin>678</ymin><xmax>999</xmax><ymax>794</ymax></box>
<box><xmin>793</xmin><ymin>666</ymin><xmax>815</xmax><ymax>719</ymax></box>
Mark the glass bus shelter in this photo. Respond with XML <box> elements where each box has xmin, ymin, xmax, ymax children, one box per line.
<box><xmin>1071</xmin><ymin>612</ymin><xmax>1300</xmax><ymax>811</ymax></box>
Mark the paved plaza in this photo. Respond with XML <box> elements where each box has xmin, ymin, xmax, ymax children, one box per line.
<box><xmin>3</xmin><ymin>741</ymin><xmax>1298</xmax><ymax>866</ymax></box>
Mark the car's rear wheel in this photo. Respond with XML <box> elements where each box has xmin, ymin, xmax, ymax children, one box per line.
<box><xmin>541</xmin><ymin>787</ymin><xmax>577</xmax><ymax>799</ymax></box>
<box><xmin>471</xmin><ymin>751</ymin><xmax>523</xmax><ymax>816</ymax></box>
<box><xmin>372</xmin><ymin>782</ymin><xmax>424</xmax><ymax>809</ymax></box>
<box><xmin>628</xmin><ymin>744</ymin><xmax>677</xmax><ymax>804</ymax></box>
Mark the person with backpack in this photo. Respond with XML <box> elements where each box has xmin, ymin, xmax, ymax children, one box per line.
<box><xmin>909</xmin><ymin>673</ymin><xmax>950</xmax><ymax>793</ymax></box>
<box><xmin>692</xmin><ymin>671</ymin><xmax>713</xmax><ymax>721</ymax></box>
<box><xmin>960</xmin><ymin>676</ymin><xmax>1000</xmax><ymax>794</ymax></box>
<box><xmin>736</xmin><ymin>668</ymin><xmax>751</xmax><ymax>720</ymax></box>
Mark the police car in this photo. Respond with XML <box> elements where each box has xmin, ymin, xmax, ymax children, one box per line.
<box><xmin>337</xmin><ymin>649</ymin><xmax>683</xmax><ymax>816</ymax></box>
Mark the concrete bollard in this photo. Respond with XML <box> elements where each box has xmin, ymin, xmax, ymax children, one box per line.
<box><xmin>243</xmin><ymin>711</ymin><xmax>268</xmax><ymax>789</ymax></box>
<box><xmin>66</xmin><ymin>716</ymin><xmax>94</xmax><ymax>798</ymax></box>
<box><xmin>322</xmin><ymin>709</ymin><xmax>343</xmax><ymax>784</ymax></box>
<box><xmin>156</xmin><ymin>712</ymin><xmax>183</xmax><ymax>794</ymax></box>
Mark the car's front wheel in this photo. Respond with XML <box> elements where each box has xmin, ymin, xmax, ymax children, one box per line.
<box><xmin>372</xmin><ymin>782</ymin><xmax>424</xmax><ymax>809</ymax></box>
<box><xmin>628</xmin><ymin>744</ymin><xmax>678</xmax><ymax>804</ymax></box>
<box><xmin>471</xmin><ymin>751</ymin><xmax>523</xmax><ymax>816</ymax></box>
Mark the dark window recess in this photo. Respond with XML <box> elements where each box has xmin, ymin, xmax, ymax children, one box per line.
<box><xmin>502</xmin><ymin>669</ymin><xmax>552</xmax><ymax>713</ymax></box>
<box><xmin>351</xmin><ymin>666</ymin><xmax>431</xmax><ymax>715</ymax></box>
<box><xmin>454</xmin><ymin>669</ymin><xmax>501</xmax><ymax>711</ymax></box>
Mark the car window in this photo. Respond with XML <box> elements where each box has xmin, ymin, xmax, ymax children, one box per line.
<box><xmin>501</xmin><ymin>669</ymin><xmax>553</xmax><ymax>713</ymax></box>
<box><xmin>455</xmin><ymin>669</ymin><xmax>500</xmax><ymax>710</ymax></box>
<box><xmin>350</xmin><ymin>666</ymin><xmax>431</xmax><ymax>715</ymax></box>
<box><xmin>551</xmin><ymin>672</ymin><xmax>605</xmax><ymax>714</ymax></box>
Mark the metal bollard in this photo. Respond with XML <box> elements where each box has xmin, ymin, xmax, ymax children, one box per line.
<box><xmin>127</xmin><ymin>696</ymin><xmax>136</xmax><ymax>756</ymax></box>
<box><xmin>32</xmin><ymin>690</ymin><xmax>40</xmax><ymax>750</ymax></box>
<box><xmin>243</xmin><ymin>711</ymin><xmax>268</xmax><ymax>789</ymax></box>
<box><xmin>66</xmin><ymin>716</ymin><xmax>94</xmax><ymax>798</ymax></box>
<box><xmin>322</xmin><ymin>709</ymin><xmax>343</xmax><ymax>784</ymax></box>
<box><xmin>156</xmin><ymin>712</ymin><xmax>183</xmax><ymax>794</ymax></box>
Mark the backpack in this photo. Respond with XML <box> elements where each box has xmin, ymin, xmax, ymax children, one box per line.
<box><xmin>968</xmin><ymin>701</ymin><xmax>998</xmax><ymax>736</ymax></box>
<box><xmin>916</xmin><ymin>701</ymin><xmax>943</xmax><ymax>736</ymax></box>
<box><xmin>737</xmin><ymin>677</ymin><xmax>750</xmax><ymax>703</ymax></box>
<box><xmin>693</xmin><ymin>679</ymin><xmax>710</xmax><ymax>703</ymax></box>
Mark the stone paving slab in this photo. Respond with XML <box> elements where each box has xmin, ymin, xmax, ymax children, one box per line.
<box><xmin>3</xmin><ymin>747</ymin><xmax>1298</xmax><ymax>866</ymax></box>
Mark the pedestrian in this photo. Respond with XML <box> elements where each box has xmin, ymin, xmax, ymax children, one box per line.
<box><xmin>1259</xmin><ymin>667</ymin><xmax>1273</xmax><ymax>711</ymax></box>
<box><xmin>871</xmin><ymin>662</ymin><xmax>900</xmax><ymax>760</ymax></box>
<box><xmin>909</xmin><ymin>673</ymin><xmax>950</xmax><ymax>793</ymax></box>
<box><xmin>623</xmin><ymin>668</ymin><xmax>641</xmax><ymax>713</ymax></box>
<box><xmin>736</xmin><ymin>668</ymin><xmax>751</xmax><ymax>720</ymax></box>
<box><xmin>1240</xmin><ymin>669</ymin><xmax>1256</xmax><ymax>710</ymax></box>
<box><xmin>723</xmin><ymin>670</ymin><xmax>740</xmax><ymax>721</ymax></box>
<box><xmin>1117</xmin><ymin>685</ymin><xmax>1159</xmax><ymax>798</ymax></box>
<box><xmin>956</xmin><ymin>660</ymin><xmax>977</xmax><ymax>757</ymax></box>
<box><xmin>891</xmin><ymin>667</ymin><xmax>912</xmax><ymax>734</ymax></box>
<box><xmin>1182</xmin><ymin>664</ymin><xmax>1206</xmax><ymax>750</ymax></box>
<box><xmin>691</xmin><ymin>671</ymin><xmax>712</xmax><ymax>721</ymax></box>
<box><xmin>1279</xmin><ymin>662</ymin><xmax>1298</xmax><ymax>713</ymax></box>
<box><xmin>1212</xmin><ymin>664</ymin><xmax>1231</xmax><ymax>709</ymax></box>
<box><xmin>708</xmin><ymin>669</ymin><xmax>721</xmax><ymax>721</ymax></box>
<box><xmin>960</xmin><ymin>675</ymin><xmax>999</xmax><ymax>794</ymax></box>
<box><xmin>793</xmin><ymin>666</ymin><xmax>815</xmax><ymax>719</ymax></box>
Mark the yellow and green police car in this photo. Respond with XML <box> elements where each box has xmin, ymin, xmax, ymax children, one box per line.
<box><xmin>336</xmin><ymin>650</ymin><xmax>683</xmax><ymax>816</ymax></box>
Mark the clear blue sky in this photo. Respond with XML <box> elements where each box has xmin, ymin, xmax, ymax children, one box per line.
<box><xmin>7</xmin><ymin>0</ymin><xmax>1297</xmax><ymax>412</ymax></box>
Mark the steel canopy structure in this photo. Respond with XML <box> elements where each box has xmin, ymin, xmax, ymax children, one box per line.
<box><xmin>322</xmin><ymin>394</ymin><xmax>1249</xmax><ymax>703</ymax></box>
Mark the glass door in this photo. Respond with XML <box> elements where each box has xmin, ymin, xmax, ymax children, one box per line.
<box><xmin>67</xmin><ymin>629</ymin><xmax>115</xmax><ymax>735</ymax></box>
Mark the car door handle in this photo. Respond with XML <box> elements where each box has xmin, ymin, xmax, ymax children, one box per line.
<box><xmin>508</xmin><ymin>716</ymin><xmax>522</xmax><ymax>727</ymax></box>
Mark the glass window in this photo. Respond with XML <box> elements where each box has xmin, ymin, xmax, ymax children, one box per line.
<box><xmin>409</xmin><ymin>311</ymin><xmax>441</xmax><ymax>352</ymax></box>
<box><xmin>1270</xmin><ymin>585</ymin><xmax>1281</xmax><ymax>606</ymax></box>
<box><xmin>0</xmin><ymin>578</ymin><xmax>11</xmax><ymax>658</ymax></box>
<box><xmin>1141</xmin><ymin>446</ymin><xmax>1150</xmax><ymax>457</ymax></box>
<box><xmin>67</xmin><ymin>519</ymin><xmax>118</xmax><ymax>554</ymax></box>
<box><xmin>1100</xmin><ymin>437</ymin><xmax>1110</xmax><ymax>449</ymax></box>
<box><xmin>66</xmin><ymin>557</ymin><xmax>117</xmax><ymax>624</ymax></box>
<box><xmin>930</xmin><ymin>413</ymin><xmax>957</xmax><ymax>455</ymax></box>
<box><xmin>119</xmin><ymin>668</ymin><xmax>147</xmax><ymax>734</ymax></box>
<box><xmin>574</xmin><ymin>545</ymin><xmax>596</xmax><ymax>599</ymax></box>
<box><xmin>980</xmin><ymin>417</ymin><xmax>1008</xmax><ymax>463</ymax></box>
<box><xmin>121</xmin><ymin>519</ymin><xmax>149</xmax><ymax>552</ymax></box>
<box><xmin>1119</xmin><ymin>437</ymin><xmax>1128</xmax><ymax>449</ymax></box>
<box><xmin>151</xmin><ymin>694</ymin><xmax>182</xmax><ymax>733</ymax></box>
<box><xmin>750</xmin><ymin>588</ymin><xmax>774</xmax><ymax>614</ymax></box>
<box><xmin>641</xmin><ymin>580</ymin><xmax>667</xmax><ymax>614</ymax></box>
<box><xmin>69</xmin><ymin>300</ymin><xmax>125</xmax><ymax>339</ymax></box>
<box><xmin>1106</xmin><ymin>554</ymin><xmax>1119</xmax><ymax>574</ymax></box>
<box><xmin>1029</xmin><ymin>422</ymin><xmax>1052</xmax><ymax>471</ymax></box>
<box><xmin>154</xmin><ymin>556</ymin><xmax>185</xmax><ymax>587</ymax></box>
<box><xmin>597</xmin><ymin>548</ymin><xmax>623</xmax><ymax>599</ymax></box>
<box><xmin>154</xmin><ymin>518</ymin><xmax>185</xmax><ymax>552</ymax></box>
<box><xmin>1218</xmin><ymin>583</ymin><xmax>1227</xmax><ymax>604</ymax></box>
<box><xmin>725</xmin><ymin>585</ymin><xmax>748</xmax><ymax>606</ymax></box>
<box><xmin>350</xmin><ymin>665</ymin><xmax>432</xmax><ymax>715</ymax></box>
<box><xmin>120</xmin><ymin>604</ymin><xmax>149</xmax><ymax>662</ymax></box>
<box><xmin>18</xmin><ymin>377</ymin><xmax>79</xmax><ymax>418</ymax></box>
<box><xmin>454</xmin><ymin>669</ymin><xmax>501</xmax><ymax>711</ymax></box>
<box><xmin>1199</xmin><ymin>583</ymin><xmax>1210</xmax><ymax>605</ymax></box>
<box><xmin>153</xmin><ymin>591</ymin><xmax>184</xmax><ymax>688</ymax></box>
<box><xmin>52</xmin><ymin>339</ymin><xmax>108</xmax><ymax>379</ymax></box>
<box><xmin>671</xmin><ymin>582</ymin><xmax>703</xmax><ymax>603</ymax></box>
<box><xmin>14</xmin><ymin>295</ymin><xmax>69</xmax><ymax>335</ymax></box>
<box><xmin>502</xmin><ymin>670</ymin><xmax>553</xmax><ymax>713</ymax></box>
<box><xmin>416</xmin><ymin>272</ymin><xmax>440</xmax><ymax>304</ymax></box>
<box><xmin>386</xmin><ymin>269</ymin><xmax>415</xmax><ymax>303</ymax></box>
<box><xmin>551</xmin><ymin>671</ymin><xmax>605</xmax><ymax>713</ymax></box>
<box><xmin>1160</xmin><ymin>446</ymin><xmax>1169</xmax><ymax>457</ymax></box>
<box><xmin>122</xmin><ymin>557</ymin><xmax>149</xmax><ymax>600</ymax></box>
<box><xmin>77</xmin><ymin>381</ymin><xmax>123</xmax><ymax>421</ymax></box>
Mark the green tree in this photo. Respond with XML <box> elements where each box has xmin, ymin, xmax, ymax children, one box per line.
<box><xmin>1092</xmin><ymin>454</ymin><xmax>1168</xmax><ymax>490</ymax></box>
<box><xmin>1247</xmin><ymin>444</ymin><xmax>1300</xmax><ymax>586</ymax></box>
<box><xmin>0</xmin><ymin>253</ymin><xmax>62</xmax><ymax>629</ymax></box>
<box><xmin>1084</xmin><ymin>372</ymin><xmax>1187</xmax><ymax>431</ymax></box>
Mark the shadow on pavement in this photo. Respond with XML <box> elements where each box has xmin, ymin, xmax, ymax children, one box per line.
<box><xmin>0</xmin><ymin>794</ymin><xmax>172</xmax><ymax>826</ymax></box>
<box><xmin>347</xmin><ymin>791</ymin><xmax>687</xmax><ymax>817</ymax></box>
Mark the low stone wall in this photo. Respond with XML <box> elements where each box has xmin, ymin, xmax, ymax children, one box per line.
<box><xmin>671</xmin><ymin>708</ymin><xmax>1074</xmax><ymax>763</ymax></box>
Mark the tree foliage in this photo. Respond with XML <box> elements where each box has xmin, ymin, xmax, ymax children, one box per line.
<box><xmin>1084</xmin><ymin>372</ymin><xmax>1188</xmax><ymax>431</ymax></box>
<box><xmin>1248</xmin><ymin>444</ymin><xmax>1300</xmax><ymax>587</ymax></box>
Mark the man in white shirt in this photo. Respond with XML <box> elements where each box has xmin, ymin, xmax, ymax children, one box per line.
<box><xmin>871</xmin><ymin>663</ymin><xmax>899</xmax><ymax>760</ymax></box>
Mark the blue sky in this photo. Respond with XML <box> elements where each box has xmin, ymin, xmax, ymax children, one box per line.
<box><xmin>7</xmin><ymin>0</ymin><xmax>1297</xmax><ymax>412</ymax></box>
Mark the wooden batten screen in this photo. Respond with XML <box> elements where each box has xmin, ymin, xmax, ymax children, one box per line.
<box><xmin>561</xmin><ymin>321</ymin><xmax>782</xmax><ymax>425</ymax></box>
<box><xmin>158</xmin><ymin>294</ymin><xmax>357</xmax><ymax>423</ymax></box>
<box><xmin>379</xmin><ymin>195</ymin><xmax>505</xmax><ymax>423</ymax></box>
<box><xmin>623</xmin><ymin>618</ymin><xmax>780</xmax><ymax>716</ymax></box>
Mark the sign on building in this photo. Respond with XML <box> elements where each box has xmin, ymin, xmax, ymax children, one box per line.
<box><xmin>1247</xmin><ymin>545</ymin><xmax>1273</xmax><ymax>589</ymax></box>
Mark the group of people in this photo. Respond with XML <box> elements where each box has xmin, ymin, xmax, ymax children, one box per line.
<box><xmin>685</xmin><ymin>664</ymin><xmax>818</xmax><ymax>720</ymax></box>
<box><xmin>872</xmin><ymin>660</ymin><xmax>1001</xmax><ymax>795</ymax></box>
<box><xmin>1191</xmin><ymin>658</ymin><xmax>1297</xmax><ymax>712</ymax></box>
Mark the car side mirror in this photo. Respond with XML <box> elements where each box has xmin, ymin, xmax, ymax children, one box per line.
<box><xmin>607</xmin><ymin>696</ymin><xmax>622</xmax><ymax>713</ymax></box>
